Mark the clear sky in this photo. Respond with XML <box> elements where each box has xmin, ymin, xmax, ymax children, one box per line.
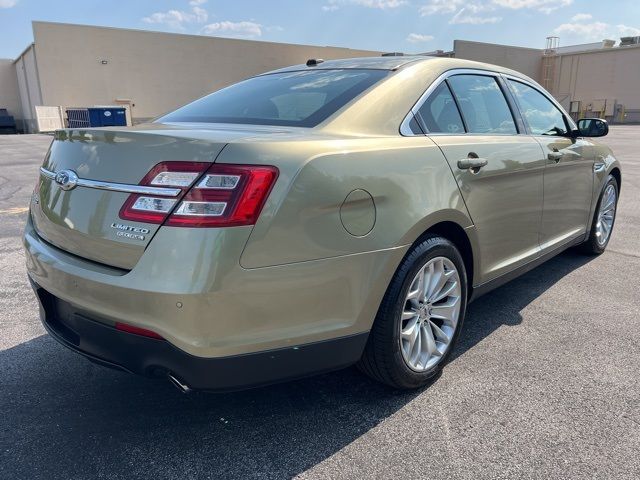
<box><xmin>1</xmin><ymin>0</ymin><xmax>639</xmax><ymax>59</ymax></box>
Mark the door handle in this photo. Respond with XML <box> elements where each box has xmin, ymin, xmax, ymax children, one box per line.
<box><xmin>548</xmin><ymin>151</ymin><xmax>563</xmax><ymax>163</ymax></box>
<box><xmin>458</xmin><ymin>157</ymin><xmax>488</xmax><ymax>171</ymax></box>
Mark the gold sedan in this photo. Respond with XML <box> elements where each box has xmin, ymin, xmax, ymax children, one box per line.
<box><xmin>25</xmin><ymin>56</ymin><xmax>620</xmax><ymax>391</ymax></box>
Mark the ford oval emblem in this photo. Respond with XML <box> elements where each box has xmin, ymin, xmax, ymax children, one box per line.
<box><xmin>54</xmin><ymin>169</ymin><xmax>79</xmax><ymax>191</ymax></box>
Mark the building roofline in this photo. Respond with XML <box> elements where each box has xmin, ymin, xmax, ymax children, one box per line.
<box><xmin>553</xmin><ymin>42</ymin><xmax>640</xmax><ymax>57</ymax></box>
<box><xmin>12</xmin><ymin>42</ymin><xmax>35</xmax><ymax>63</ymax></box>
<box><xmin>453</xmin><ymin>39</ymin><xmax>543</xmax><ymax>52</ymax></box>
<box><xmin>30</xmin><ymin>20</ymin><xmax>381</xmax><ymax>55</ymax></box>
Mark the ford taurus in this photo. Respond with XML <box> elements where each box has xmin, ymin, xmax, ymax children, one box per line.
<box><xmin>24</xmin><ymin>56</ymin><xmax>621</xmax><ymax>391</ymax></box>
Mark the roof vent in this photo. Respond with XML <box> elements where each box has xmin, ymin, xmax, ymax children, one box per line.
<box><xmin>620</xmin><ymin>36</ymin><xmax>640</xmax><ymax>46</ymax></box>
<box><xmin>306</xmin><ymin>58</ymin><xmax>324</xmax><ymax>66</ymax></box>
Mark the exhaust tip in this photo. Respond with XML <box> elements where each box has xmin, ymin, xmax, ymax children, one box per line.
<box><xmin>168</xmin><ymin>373</ymin><xmax>192</xmax><ymax>394</ymax></box>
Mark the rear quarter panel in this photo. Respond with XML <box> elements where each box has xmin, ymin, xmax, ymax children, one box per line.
<box><xmin>215</xmin><ymin>136</ymin><xmax>473</xmax><ymax>269</ymax></box>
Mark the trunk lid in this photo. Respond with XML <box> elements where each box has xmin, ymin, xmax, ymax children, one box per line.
<box><xmin>31</xmin><ymin>127</ymin><xmax>231</xmax><ymax>269</ymax></box>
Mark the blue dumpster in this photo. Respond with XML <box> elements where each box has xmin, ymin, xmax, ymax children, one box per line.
<box><xmin>88</xmin><ymin>107</ymin><xmax>127</xmax><ymax>127</ymax></box>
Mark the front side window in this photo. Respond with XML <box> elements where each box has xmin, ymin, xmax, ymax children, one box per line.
<box><xmin>158</xmin><ymin>69</ymin><xmax>389</xmax><ymax>128</ymax></box>
<box><xmin>447</xmin><ymin>75</ymin><xmax>517</xmax><ymax>134</ymax></box>
<box><xmin>508</xmin><ymin>80</ymin><xmax>568</xmax><ymax>136</ymax></box>
<box><xmin>416</xmin><ymin>82</ymin><xmax>465</xmax><ymax>134</ymax></box>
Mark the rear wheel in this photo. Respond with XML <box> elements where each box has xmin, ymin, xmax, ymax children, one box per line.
<box><xmin>578</xmin><ymin>175</ymin><xmax>618</xmax><ymax>255</ymax></box>
<box><xmin>358</xmin><ymin>235</ymin><xmax>467</xmax><ymax>389</ymax></box>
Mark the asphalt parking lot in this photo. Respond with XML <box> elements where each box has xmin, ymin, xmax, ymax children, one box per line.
<box><xmin>1</xmin><ymin>128</ymin><xmax>639</xmax><ymax>479</ymax></box>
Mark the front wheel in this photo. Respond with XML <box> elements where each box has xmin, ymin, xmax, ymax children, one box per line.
<box><xmin>358</xmin><ymin>235</ymin><xmax>467</xmax><ymax>389</ymax></box>
<box><xmin>578</xmin><ymin>175</ymin><xmax>619</xmax><ymax>255</ymax></box>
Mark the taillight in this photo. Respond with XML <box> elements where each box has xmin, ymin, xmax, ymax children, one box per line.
<box><xmin>166</xmin><ymin>164</ymin><xmax>278</xmax><ymax>227</ymax></box>
<box><xmin>119</xmin><ymin>162</ymin><xmax>278</xmax><ymax>228</ymax></box>
<box><xmin>120</xmin><ymin>162</ymin><xmax>210</xmax><ymax>224</ymax></box>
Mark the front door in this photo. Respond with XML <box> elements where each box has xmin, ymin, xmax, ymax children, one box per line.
<box><xmin>416</xmin><ymin>74</ymin><xmax>545</xmax><ymax>284</ymax></box>
<box><xmin>506</xmin><ymin>79</ymin><xmax>594</xmax><ymax>250</ymax></box>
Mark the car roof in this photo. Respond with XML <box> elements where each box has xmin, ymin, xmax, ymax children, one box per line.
<box><xmin>262</xmin><ymin>56</ymin><xmax>435</xmax><ymax>74</ymax></box>
<box><xmin>261</xmin><ymin>56</ymin><xmax>530</xmax><ymax>80</ymax></box>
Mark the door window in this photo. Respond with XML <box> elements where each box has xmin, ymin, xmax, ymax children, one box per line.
<box><xmin>447</xmin><ymin>75</ymin><xmax>517</xmax><ymax>134</ymax></box>
<box><xmin>508</xmin><ymin>80</ymin><xmax>568</xmax><ymax>136</ymax></box>
<box><xmin>416</xmin><ymin>82</ymin><xmax>465</xmax><ymax>134</ymax></box>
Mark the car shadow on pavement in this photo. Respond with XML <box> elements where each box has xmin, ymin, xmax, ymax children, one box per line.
<box><xmin>1</xmin><ymin>250</ymin><xmax>594</xmax><ymax>480</ymax></box>
<box><xmin>451</xmin><ymin>249</ymin><xmax>596</xmax><ymax>362</ymax></box>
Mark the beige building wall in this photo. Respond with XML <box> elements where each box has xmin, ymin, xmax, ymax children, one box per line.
<box><xmin>551</xmin><ymin>45</ymin><xmax>640</xmax><ymax>122</ymax></box>
<box><xmin>14</xmin><ymin>44</ymin><xmax>43</xmax><ymax>133</ymax></box>
<box><xmin>453</xmin><ymin>40</ymin><xmax>543</xmax><ymax>82</ymax></box>
<box><xmin>0</xmin><ymin>59</ymin><xmax>22</xmax><ymax>126</ymax></box>
<box><xmin>31</xmin><ymin>21</ymin><xmax>381</xmax><ymax>124</ymax></box>
<box><xmin>451</xmin><ymin>39</ymin><xmax>640</xmax><ymax>123</ymax></box>
<box><xmin>13</xmin><ymin>21</ymin><xmax>640</xmax><ymax>131</ymax></box>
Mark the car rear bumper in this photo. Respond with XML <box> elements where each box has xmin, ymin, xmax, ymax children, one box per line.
<box><xmin>31</xmin><ymin>280</ymin><xmax>369</xmax><ymax>391</ymax></box>
<box><xmin>24</xmin><ymin>215</ymin><xmax>407</xmax><ymax>358</ymax></box>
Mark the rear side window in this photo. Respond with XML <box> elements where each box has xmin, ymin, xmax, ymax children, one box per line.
<box><xmin>447</xmin><ymin>75</ymin><xmax>517</xmax><ymax>134</ymax></box>
<box><xmin>157</xmin><ymin>69</ymin><xmax>389</xmax><ymax>128</ymax></box>
<box><xmin>416</xmin><ymin>82</ymin><xmax>465</xmax><ymax>134</ymax></box>
<box><xmin>507</xmin><ymin>80</ymin><xmax>568</xmax><ymax>136</ymax></box>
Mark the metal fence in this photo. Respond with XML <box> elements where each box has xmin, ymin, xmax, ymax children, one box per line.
<box><xmin>66</xmin><ymin>109</ymin><xmax>91</xmax><ymax>128</ymax></box>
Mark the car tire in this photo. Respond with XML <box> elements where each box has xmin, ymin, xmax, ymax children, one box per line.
<box><xmin>577</xmin><ymin>174</ymin><xmax>619</xmax><ymax>255</ymax></box>
<box><xmin>358</xmin><ymin>234</ymin><xmax>468</xmax><ymax>389</ymax></box>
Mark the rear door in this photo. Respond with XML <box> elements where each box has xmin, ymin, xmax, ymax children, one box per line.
<box><xmin>505</xmin><ymin>79</ymin><xmax>594</xmax><ymax>250</ymax></box>
<box><xmin>414</xmin><ymin>72</ymin><xmax>545</xmax><ymax>284</ymax></box>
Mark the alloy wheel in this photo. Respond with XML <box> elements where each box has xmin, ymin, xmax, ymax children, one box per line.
<box><xmin>400</xmin><ymin>256</ymin><xmax>462</xmax><ymax>372</ymax></box>
<box><xmin>595</xmin><ymin>184</ymin><xmax>616</xmax><ymax>246</ymax></box>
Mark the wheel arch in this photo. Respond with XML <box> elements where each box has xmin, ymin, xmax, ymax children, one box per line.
<box><xmin>610</xmin><ymin>167</ymin><xmax>621</xmax><ymax>193</ymax></box>
<box><xmin>412</xmin><ymin>220</ymin><xmax>476</xmax><ymax>297</ymax></box>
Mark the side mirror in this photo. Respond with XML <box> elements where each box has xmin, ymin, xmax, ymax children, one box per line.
<box><xmin>576</xmin><ymin>118</ymin><xmax>609</xmax><ymax>138</ymax></box>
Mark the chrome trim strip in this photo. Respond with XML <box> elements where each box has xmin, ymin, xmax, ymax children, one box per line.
<box><xmin>39</xmin><ymin>167</ymin><xmax>182</xmax><ymax>197</ymax></box>
<box><xmin>399</xmin><ymin>67</ymin><xmax>572</xmax><ymax>137</ymax></box>
<box><xmin>39</xmin><ymin>168</ymin><xmax>55</xmax><ymax>180</ymax></box>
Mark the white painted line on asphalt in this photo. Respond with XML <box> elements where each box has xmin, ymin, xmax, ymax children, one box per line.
<box><xmin>0</xmin><ymin>207</ymin><xmax>29</xmax><ymax>215</ymax></box>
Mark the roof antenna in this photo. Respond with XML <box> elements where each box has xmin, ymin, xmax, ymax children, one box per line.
<box><xmin>306</xmin><ymin>58</ymin><xmax>324</xmax><ymax>66</ymax></box>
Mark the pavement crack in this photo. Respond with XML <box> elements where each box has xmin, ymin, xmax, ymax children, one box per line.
<box><xmin>607</xmin><ymin>249</ymin><xmax>640</xmax><ymax>259</ymax></box>
<box><xmin>622</xmin><ymin>414</ymin><xmax>640</xmax><ymax>427</ymax></box>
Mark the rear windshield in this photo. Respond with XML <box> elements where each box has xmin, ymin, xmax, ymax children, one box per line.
<box><xmin>157</xmin><ymin>69</ymin><xmax>389</xmax><ymax>128</ymax></box>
